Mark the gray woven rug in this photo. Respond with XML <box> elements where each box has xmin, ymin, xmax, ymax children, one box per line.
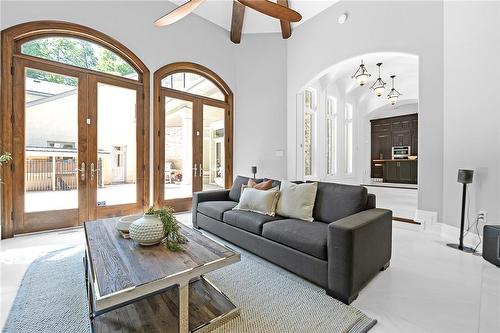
<box><xmin>2</xmin><ymin>243</ymin><xmax>376</xmax><ymax>333</ymax></box>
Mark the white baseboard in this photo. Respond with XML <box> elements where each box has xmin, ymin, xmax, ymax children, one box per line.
<box><xmin>414</xmin><ymin>209</ymin><xmax>438</xmax><ymax>230</ymax></box>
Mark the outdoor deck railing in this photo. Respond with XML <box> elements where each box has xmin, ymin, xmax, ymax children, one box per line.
<box><xmin>25</xmin><ymin>159</ymin><xmax>78</xmax><ymax>191</ymax></box>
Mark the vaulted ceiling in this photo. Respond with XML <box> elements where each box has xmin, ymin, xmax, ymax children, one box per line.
<box><xmin>167</xmin><ymin>0</ymin><xmax>339</xmax><ymax>34</ymax></box>
<box><xmin>313</xmin><ymin>52</ymin><xmax>419</xmax><ymax>115</ymax></box>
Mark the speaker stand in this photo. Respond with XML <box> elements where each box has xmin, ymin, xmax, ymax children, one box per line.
<box><xmin>447</xmin><ymin>183</ymin><xmax>476</xmax><ymax>253</ymax></box>
<box><xmin>446</xmin><ymin>243</ymin><xmax>475</xmax><ymax>253</ymax></box>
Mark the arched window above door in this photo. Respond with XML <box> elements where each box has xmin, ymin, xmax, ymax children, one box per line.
<box><xmin>21</xmin><ymin>36</ymin><xmax>139</xmax><ymax>80</ymax></box>
<box><xmin>153</xmin><ymin>62</ymin><xmax>233</xmax><ymax>212</ymax></box>
<box><xmin>1</xmin><ymin>21</ymin><xmax>150</xmax><ymax>239</ymax></box>
<box><xmin>161</xmin><ymin>72</ymin><xmax>225</xmax><ymax>101</ymax></box>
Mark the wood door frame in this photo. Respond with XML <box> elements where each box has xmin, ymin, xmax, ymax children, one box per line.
<box><xmin>1</xmin><ymin>21</ymin><xmax>150</xmax><ymax>239</ymax></box>
<box><xmin>12</xmin><ymin>57</ymin><xmax>89</xmax><ymax>234</ymax></box>
<box><xmin>153</xmin><ymin>62</ymin><xmax>233</xmax><ymax>211</ymax></box>
<box><xmin>158</xmin><ymin>90</ymin><xmax>197</xmax><ymax>212</ymax></box>
<box><xmin>88</xmin><ymin>74</ymin><xmax>146</xmax><ymax>220</ymax></box>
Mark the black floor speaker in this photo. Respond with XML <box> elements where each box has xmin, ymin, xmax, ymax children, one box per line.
<box><xmin>482</xmin><ymin>225</ymin><xmax>500</xmax><ymax>267</ymax></box>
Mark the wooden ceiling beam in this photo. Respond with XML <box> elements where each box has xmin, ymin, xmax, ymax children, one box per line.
<box><xmin>277</xmin><ymin>0</ymin><xmax>292</xmax><ymax>39</ymax></box>
<box><xmin>230</xmin><ymin>1</ymin><xmax>246</xmax><ymax>44</ymax></box>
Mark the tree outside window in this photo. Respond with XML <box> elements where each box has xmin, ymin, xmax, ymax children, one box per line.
<box><xmin>304</xmin><ymin>88</ymin><xmax>316</xmax><ymax>177</ymax></box>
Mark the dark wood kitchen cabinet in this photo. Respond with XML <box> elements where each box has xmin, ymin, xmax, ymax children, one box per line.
<box><xmin>392</xmin><ymin>130</ymin><xmax>412</xmax><ymax>147</ymax></box>
<box><xmin>371</xmin><ymin>113</ymin><xmax>418</xmax><ymax>181</ymax></box>
<box><xmin>384</xmin><ymin>160</ymin><xmax>418</xmax><ymax>184</ymax></box>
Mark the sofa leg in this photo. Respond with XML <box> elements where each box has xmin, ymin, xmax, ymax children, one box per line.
<box><xmin>325</xmin><ymin>288</ymin><xmax>358</xmax><ymax>305</ymax></box>
<box><xmin>380</xmin><ymin>261</ymin><xmax>390</xmax><ymax>271</ymax></box>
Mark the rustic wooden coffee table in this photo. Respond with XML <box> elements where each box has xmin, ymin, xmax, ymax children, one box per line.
<box><xmin>84</xmin><ymin>218</ymin><xmax>241</xmax><ymax>333</ymax></box>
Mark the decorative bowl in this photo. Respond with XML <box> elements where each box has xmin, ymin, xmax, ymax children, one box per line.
<box><xmin>408</xmin><ymin>155</ymin><xmax>418</xmax><ymax>160</ymax></box>
<box><xmin>116</xmin><ymin>215</ymin><xmax>142</xmax><ymax>233</ymax></box>
<box><xmin>129</xmin><ymin>214</ymin><xmax>165</xmax><ymax>246</ymax></box>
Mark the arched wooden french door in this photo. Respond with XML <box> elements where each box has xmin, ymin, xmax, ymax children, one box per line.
<box><xmin>1</xmin><ymin>21</ymin><xmax>150</xmax><ymax>238</ymax></box>
<box><xmin>153</xmin><ymin>62</ymin><xmax>233</xmax><ymax>212</ymax></box>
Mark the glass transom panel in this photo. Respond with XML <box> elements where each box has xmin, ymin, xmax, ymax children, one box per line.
<box><xmin>161</xmin><ymin>72</ymin><xmax>225</xmax><ymax>101</ymax></box>
<box><xmin>21</xmin><ymin>37</ymin><xmax>138</xmax><ymax>80</ymax></box>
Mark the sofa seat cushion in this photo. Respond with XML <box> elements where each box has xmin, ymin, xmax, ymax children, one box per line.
<box><xmin>197</xmin><ymin>201</ymin><xmax>238</xmax><ymax>221</ymax></box>
<box><xmin>262</xmin><ymin>219</ymin><xmax>328</xmax><ymax>260</ymax></box>
<box><xmin>223</xmin><ymin>210</ymin><xmax>283</xmax><ymax>235</ymax></box>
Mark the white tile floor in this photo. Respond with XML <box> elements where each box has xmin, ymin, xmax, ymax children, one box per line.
<box><xmin>1</xmin><ymin>215</ymin><xmax>499</xmax><ymax>333</ymax></box>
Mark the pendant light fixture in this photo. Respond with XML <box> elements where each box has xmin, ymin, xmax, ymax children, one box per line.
<box><xmin>351</xmin><ymin>59</ymin><xmax>371</xmax><ymax>86</ymax></box>
<box><xmin>387</xmin><ymin>75</ymin><xmax>402</xmax><ymax>105</ymax></box>
<box><xmin>370</xmin><ymin>63</ymin><xmax>386</xmax><ymax>97</ymax></box>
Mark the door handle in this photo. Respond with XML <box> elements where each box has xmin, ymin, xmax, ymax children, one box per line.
<box><xmin>199</xmin><ymin>163</ymin><xmax>203</xmax><ymax>177</ymax></box>
<box><xmin>75</xmin><ymin>162</ymin><xmax>86</xmax><ymax>181</ymax></box>
<box><xmin>193</xmin><ymin>164</ymin><xmax>198</xmax><ymax>176</ymax></box>
<box><xmin>90</xmin><ymin>162</ymin><xmax>95</xmax><ymax>181</ymax></box>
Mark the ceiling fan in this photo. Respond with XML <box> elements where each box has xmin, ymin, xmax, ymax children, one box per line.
<box><xmin>154</xmin><ymin>0</ymin><xmax>302</xmax><ymax>43</ymax></box>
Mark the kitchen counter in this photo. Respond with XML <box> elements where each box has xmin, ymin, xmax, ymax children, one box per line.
<box><xmin>373</xmin><ymin>159</ymin><xmax>417</xmax><ymax>162</ymax></box>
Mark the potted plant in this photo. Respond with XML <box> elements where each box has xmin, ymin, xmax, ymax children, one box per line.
<box><xmin>0</xmin><ymin>152</ymin><xmax>12</xmax><ymax>182</ymax></box>
<box><xmin>129</xmin><ymin>206</ymin><xmax>187</xmax><ymax>251</ymax></box>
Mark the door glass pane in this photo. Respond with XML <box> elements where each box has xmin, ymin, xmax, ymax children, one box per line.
<box><xmin>202</xmin><ymin>105</ymin><xmax>225</xmax><ymax>191</ymax></box>
<box><xmin>24</xmin><ymin>68</ymin><xmax>78</xmax><ymax>212</ymax></box>
<box><xmin>164</xmin><ymin>97</ymin><xmax>193</xmax><ymax>200</ymax></box>
<box><xmin>97</xmin><ymin>83</ymin><xmax>137</xmax><ymax>206</ymax></box>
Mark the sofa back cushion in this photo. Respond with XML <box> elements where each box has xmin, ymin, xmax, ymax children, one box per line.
<box><xmin>229</xmin><ymin>175</ymin><xmax>263</xmax><ymax>202</ymax></box>
<box><xmin>312</xmin><ymin>182</ymin><xmax>368</xmax><ymax>223</ymax></box>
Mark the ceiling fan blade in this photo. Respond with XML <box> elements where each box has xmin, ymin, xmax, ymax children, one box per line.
<box><xmin>154</xmin><ymin>0</ymin><xmax>205</xmax><ymax>27</ymax></box>
<box><xmin>237</xmin><ymin>0</ymin><xmax>301</xmax><ymax>22</ymax></box>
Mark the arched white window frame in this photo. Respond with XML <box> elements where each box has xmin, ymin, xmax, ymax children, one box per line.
<box><xmin>302</xmin><ymin>87</ymin><xmax>317</xmax><ymax>179</ymax></box>
<box><xmin>344</xmin><ymin>103</ymin><xmax>354</xmax><ymax>175</ymax></box>
<box><xmin>325</xmin><ymin>96</ymin><xmax>338</xmax><ymax>176</ymax></box>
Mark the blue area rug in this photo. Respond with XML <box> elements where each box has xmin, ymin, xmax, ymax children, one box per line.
<box><xmin>2</xmin><ymin>244</ymin><xmax>376</xmax><ymax>333</ymax></box>
<box><xmin>2</xmin><ymin>247</ymin><xmax>90</xmax><ymax>333</ymax></box>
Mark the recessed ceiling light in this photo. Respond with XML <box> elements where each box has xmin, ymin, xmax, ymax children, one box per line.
<box><xmin>338</xmin><ymin>13</ymin><xmax>348</xmax><ymax>25</ymax></box>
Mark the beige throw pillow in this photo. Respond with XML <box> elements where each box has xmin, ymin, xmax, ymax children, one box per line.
<box><xmin>276</xmin><ymin>181</ymin><xmax>318</xmax><ymax>222</ymax></box>
<box><xmin>233</xmin><ymin>187</ymin><xmax>280</xmax><ymax>216</ymax></box>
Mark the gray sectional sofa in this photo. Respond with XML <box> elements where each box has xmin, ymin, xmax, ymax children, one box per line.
<box><xmin>192</xmin><ymin>176</ymin><xmax>392</xmax><ymax>304</ymax></box>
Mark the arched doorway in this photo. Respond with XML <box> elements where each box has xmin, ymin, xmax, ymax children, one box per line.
<box><xmin>1</xmin><ymin>21</ymin><xmax>150</xmax><ymax>238</ymax></box>
<box><xmin>295</xmin><ymin>52</ymin><xmax>420</xmax><ymax>222</ymax></box>
<box><xmin>153</xmin><ymin>62</ymin><xmax>233</xmax><ymax>212</ymax></box>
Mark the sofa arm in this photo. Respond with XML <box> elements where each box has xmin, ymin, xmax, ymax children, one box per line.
<box><xmin>326</xmin><ymin>208</ymin><xmax>392</xmax><ymax>304</ymax></box>
<box><xmin>192</xmin><ymin>190</ymin><xmax>230</xmax><ymax>228</ymax></box>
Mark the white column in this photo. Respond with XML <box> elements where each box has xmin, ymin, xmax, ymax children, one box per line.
<box><xmin>52</xmin><ymin>154</ymin><xmax>56</xmax><ymax>191</ymax></box>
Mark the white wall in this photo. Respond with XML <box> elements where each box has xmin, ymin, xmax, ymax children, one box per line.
<box><xmin>443</xmin><ymin>1</ymin><xmax>500</xmax><ymax>227</ymax></box>
<box><xmin>3</xmin><ymin>0</ymin><xmax>500</xmax><ymax>229</ymax></box>
<box><xmin>1</xmin><ymin>1</ymin><xmax>287</xmax><ymax>200</ymax></box>
<box><xmin>287</xmin><ymin>1</ymin><xmax>444</xmax><ymax>219</ymax></box>
<box><xmin>233</xmin><ymin>34</ymin><xmax>287</xmax><ymax>180</ymax></box>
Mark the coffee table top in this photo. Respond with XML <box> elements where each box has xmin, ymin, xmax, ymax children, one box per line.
<box><xmin>84</xmin><ymin>218</ymin><xmax>239</xmax><ymax>301</ymax></box>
